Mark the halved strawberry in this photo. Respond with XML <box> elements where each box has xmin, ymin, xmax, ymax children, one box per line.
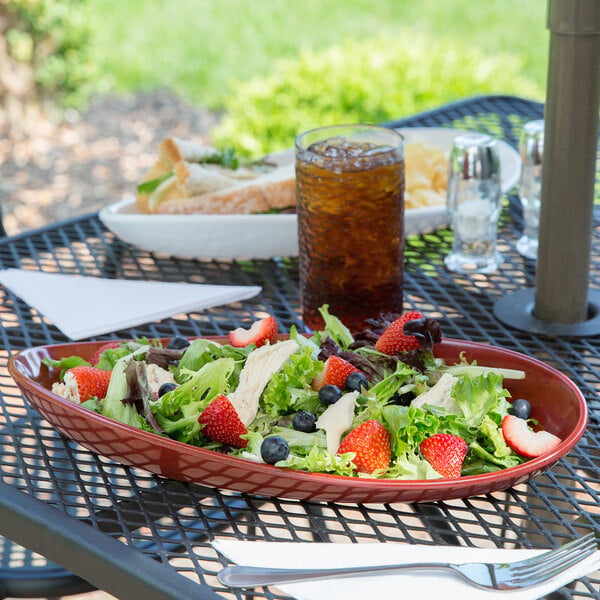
<box><xmin>64</xmin><ymin>366</ymin><xmax>111</xmax><ymax>403</ymax></box>
<box><xmin>228</xmin><ymin>316</ymin><xmax>278</xmax><ymax>348</ymax></box>
<box><xmin>419</xmin><ymin>433</ymin><xmax>468</xmax><ymax>478</ymax></box>
<box><xmin>375</xmin><ymin>310</ymin><xmax>424</xmax><ymax>355</ymax></box>
<box><xmin>501</xmin><ymin>414</ymin><xmax>561</xmax><ymax>458</ymax></box>
<box><xmin>337</xmin><ymin>419</ymin><xmax>391</xmax><ymax>474</ymax></box>
<box><xmin>89</xmin><ymin>341</ymin><xmax>122</xmax><ymax>366</ymax></box>
<box><xmin>198</xmin><ymin>394</ymin><xmax>249</xmax><ymax>448</ymax></box>
<box><xmin>312</xmin><ymin>356</ymin><xmax>361</xmax><ymax>391</ymax></box>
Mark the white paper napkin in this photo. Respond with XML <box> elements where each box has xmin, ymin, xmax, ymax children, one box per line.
<box><xmin>0</xmin><ymin>269</ymin><xmax>261</xmax><ymax>340</ymax></box>
<box><xmin>212</xmin><ymin>540</ymin><xmax>600</xmax><ymax>600</ymax></box>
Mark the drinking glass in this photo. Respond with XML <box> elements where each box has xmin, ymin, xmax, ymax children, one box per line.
<box><xmin>295</xmin><ymin>124</ymin><xmax>405</xmax><ymax>332</ymax></box>
<box><xmin>444</xmin><ymin>133</ymin><xmax>503</xmax><ymax>274</ymax></box>
<box><xmin>517</xmin><ymin>119</ymin><xmax>544</xmax><ymax>260</ymax></box>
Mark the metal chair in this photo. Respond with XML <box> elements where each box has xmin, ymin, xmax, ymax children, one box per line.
<box><xmin>0</xmin><ymin>537</ymin><xmax>95</xmax><ymax>599</ymax></box>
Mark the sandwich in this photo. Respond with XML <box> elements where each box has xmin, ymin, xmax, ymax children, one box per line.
<box><xmin>136</xmin><ymin>137</ymin><xmax>295</xmax><ymax>215</ymax></box>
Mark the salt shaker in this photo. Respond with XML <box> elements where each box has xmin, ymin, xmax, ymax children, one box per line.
<box><xmin>516</xmin><ymin>119</ymin><xmax>544</xmax><ymax>260</ymax></box>
<box><xmin>444</xmin><ymin>133</ymin><xmax>503</xmax><ymax>274</ymax></box>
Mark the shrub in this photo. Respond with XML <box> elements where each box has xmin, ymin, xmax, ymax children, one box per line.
<box><xmin>211</xmin><ymin>31</ymin><xmax>542</xmax><ymax>156</ymax></box>
<box><xmin>1</xmin><ymin>0</ymin><xmax>94</xmax><ymax>109</ymax></box>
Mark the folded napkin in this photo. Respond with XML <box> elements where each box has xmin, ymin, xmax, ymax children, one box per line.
<box><xmin>0</xmin><ymin>269</ymin><xmax>261</xmax><ymax>340</ymax></box>
<box><xmin>212</xmin><ymin>540</ymin><xmax>600</xmax><ymax>600</ymax></box>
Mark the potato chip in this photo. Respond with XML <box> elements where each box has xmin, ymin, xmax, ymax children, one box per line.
<box><xmin>406</xmin><ymin>187</ymin><xmax>445</xmax><ymax>209</ymax></box>
<box><xmin>404</xmin><ymin>142</ymin><xmax>449</xmax><ymax>209</ymax></box>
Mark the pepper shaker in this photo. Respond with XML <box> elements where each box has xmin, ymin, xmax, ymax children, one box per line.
<box><xmin>444</xmin><ymin>133</ymin><xmax>503</xmax><ymax>274</ymax></box>
<box><xmin>516</xmin><ymin>119</ymin><xmax>544</xmax><ymax>260</ymax></box>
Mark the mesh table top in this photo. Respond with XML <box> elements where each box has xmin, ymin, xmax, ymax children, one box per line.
<box><xmin>0</xmin><ymin>95</ymin><xmax>598</xmax><ymax>599</ymax></box>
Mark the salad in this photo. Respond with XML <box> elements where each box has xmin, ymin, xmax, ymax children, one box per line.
<box><xmin>44</xmin><ymin>307</ymin><xmax>562</xmax><ymax>480</ymax></box>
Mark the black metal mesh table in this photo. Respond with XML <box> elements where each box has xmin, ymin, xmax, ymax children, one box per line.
<box><xmin>0</xmin><ymin>95</ymin><xmax>598</xmax><ymax>599</ymax></box>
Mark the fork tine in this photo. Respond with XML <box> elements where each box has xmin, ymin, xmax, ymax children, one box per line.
<box><xmin>507</xmin><ymin>545</ymin><xmax>597</xmax><ymax>589</ymax></box>
<box><xmin>509</xmin><ymin>533</ymin><xmax>597</xmax><ymax>585</ymax></box>
<box><xmin>516</xmin><ymin>539</ymin><xmax>597</xmax><ymax>582</ymax></box>
<box><xmin>510</xmin><ymin>533</ymin><xmax>596</xmax><ymax>577</ymax></box>
<box><xmin>519</xmin><ymin>534</ymin><xmax>596</xmax><ymax>571</ymax></box>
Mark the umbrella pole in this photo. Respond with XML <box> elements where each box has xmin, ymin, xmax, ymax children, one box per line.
<box><xmin>494</xmin><ymin>0</ymin><xmax>600</xmax><ymax>336</ymax></box>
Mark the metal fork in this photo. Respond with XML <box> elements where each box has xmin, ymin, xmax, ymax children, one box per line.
<box><xmin>217</xmin><ymin>532</ymin><xmax>597</xmax><ymax>590</ymax></box>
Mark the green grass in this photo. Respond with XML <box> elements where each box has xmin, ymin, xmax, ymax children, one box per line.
<box><xmin>86</xmin><ymin>0</ymin><xmax>549</xmax><ymax>109</ymax></box>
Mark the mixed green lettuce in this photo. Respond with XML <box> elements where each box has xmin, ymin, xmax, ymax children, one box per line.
<box><xmin>46</xmin><ymin>313</ymin><xmax>527</xmax><ymax>479</ymax></box>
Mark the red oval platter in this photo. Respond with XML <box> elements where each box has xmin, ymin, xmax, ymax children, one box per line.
<box><xmin>8</xmin><ymin>337</ymin><xmax>588</xmax><ymax>504</ymax></box>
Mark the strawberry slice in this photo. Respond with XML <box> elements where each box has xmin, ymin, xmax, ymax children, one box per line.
<box><xmin>312</xmin><ymin>356</ymin><xmax>361</xmax><ymax>391</ymax></box>
<box><xmin>64</xmin><ymin>366</ymin><xmax>111</xmax><ymax>403</ymax></box>
<box><xmin>501</xmin><ymin>414</ymin><xmax>561</xmax><ymax>458</ymax></box>
<box><xmin>419</xmin><ymin>433</ymin><xmax>468</xmax><ymax>478</ymax></box>
<box><xmin>198</xmin><ymin>394</ymin><xmax>249</xmax><ymax>448</ymax></box>
<box><xmin>375</xmin><ymin>310</ymin><xmax>424</xmax><ymax>355</ymax></box>
<box><xmin>89</xmin><ymin>341</ymin><xmax>122</xmax><ymax>366</ymax></box>
<box><xmin>228</xmin><ymin>316</ymin><xmax>278</xmax><ymax>348</ymax></box>
<box><xmin>337</xmin><ymin>419</ymin><xmax>391</xmax><ymax>474</ymax></box>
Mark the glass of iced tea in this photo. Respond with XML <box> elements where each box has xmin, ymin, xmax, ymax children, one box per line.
<box><xmin>295</xmin><ymin>124</ymin><xmax>405</xmax><ymax>332</ymax></box>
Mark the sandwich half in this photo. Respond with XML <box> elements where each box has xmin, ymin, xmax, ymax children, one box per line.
<box><xmin>136</xmin><ymin>137</ymin><xmax>295</xmax><ymax>215</ymax></box>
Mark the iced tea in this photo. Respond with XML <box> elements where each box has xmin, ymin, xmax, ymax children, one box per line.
<box><xmin>295</xmin><ymin>125</ymin><xmax>405</xmax><ymax>331</ymax></box>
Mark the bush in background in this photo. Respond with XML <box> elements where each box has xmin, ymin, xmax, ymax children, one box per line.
<box><xmin>211</xmin><ymin>32</ymin><xmax>543</xmax><ymax>156</ymax></box>
<box><xmin>1</xmin><ymin>0</ymin><xmax>94</xmax><ymax>113</ymax></box>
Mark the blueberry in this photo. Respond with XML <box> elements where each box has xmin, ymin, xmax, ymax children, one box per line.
<box><xmin>158</xmin><ymin>382</ymin><xmax>177</xmax><ymax>397</ymax></box>
<box><xmin>292</xmin><ymin>410</ymin><xmax>317</xmax><ymax>433</ymax></box>
<box><xmin>167</xmin><ymin>335</ymin><xmax>190</xmax><ymax>350</ymax></box>
<box><xmin>345</xmin><ymin>371</ymin><xmax>369</xmax><ymax>393</ymax></box>
<box><xmin>318</xmin><ymin>384</ymin><xmax>342</xmax><ymax>405</ymax></box>
<box><xmin>390</xmin><ymin>390</ymin><xmax>416</xmax><ymax>406</ymax></box>
<box><xmin>510</xmin><ymin>398</ymin><xmax>531</xmax><ymax>420</ymax></box>
<box><xmin>260</xmin><ymin>436</ymin><xmax>290</xmax><ymax>464</ymax></box>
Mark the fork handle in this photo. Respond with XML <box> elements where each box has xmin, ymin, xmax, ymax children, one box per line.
<box><xmin>218</xmin><ymin>562</ymin><xmax>453</xmax><ymax>587</ymax></box>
